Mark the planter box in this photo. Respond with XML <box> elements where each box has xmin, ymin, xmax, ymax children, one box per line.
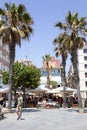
<box><xmin>72</xmin><ymin>104</ymin><xmax>78</xmax><ymax>108</ymax></box>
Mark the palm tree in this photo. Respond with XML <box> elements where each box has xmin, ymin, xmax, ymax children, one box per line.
<box><xmin>55</xmin><ymin>11</ymin><xmax>87</xmax><ymax>113</ymax></box>
<box><xmin>53</xmin><ymin>33</ymin><xmax>68</xmax><ymax>107</ymax></box>
<box><xmin>42</xmin><ymin>54</ymin><xmax>51</xmax><ymax>88</ymax></box>
<box><xmin>0</xmin><ymin>3</ymin><xmax>33</xmax><ymax>111</ymax></box>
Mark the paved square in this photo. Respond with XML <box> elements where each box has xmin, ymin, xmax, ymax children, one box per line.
<box><xmin>0</xmin><ymin>108</ymin><xmax>87</xmax><ymax>130</ymax></box>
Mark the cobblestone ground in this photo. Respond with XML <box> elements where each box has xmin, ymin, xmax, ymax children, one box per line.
<box><xmin>0</xmin><ymin>108</ymin><xmax>87</xmax><ymax>130</ymax></box>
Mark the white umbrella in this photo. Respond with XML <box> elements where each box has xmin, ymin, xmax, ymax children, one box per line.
<box><xmin>58</xmin><ymin>86</ymin><xmax>76</xmax><ymax>92</ymax></box>
<box><xmin>47</xmin><ymin>86</ymin><xmax>77</xmax><ymax>93</ymax></box>
<box><xmin>46</xmin><ymin>89</ymin><xmax>59</xmax><ymax>93</ymax></box>
<box><xmin>30</xmin><ymin>84</ymin><xmax>50</xmax><ymax>93</ymax></box>
<box><xmin>0</xmin><ymin>84</ymin><xmax>9</xmax><ymax>93</ymax></box>
<box><xmin>80</xmin><ymin>87</ymin><xmax>87</xmax><ymax>92</ymax></box>
<box><xmin>64</xmin><ymin>87</ymin><xmax>77</xmax><ymax>92</ymax></box>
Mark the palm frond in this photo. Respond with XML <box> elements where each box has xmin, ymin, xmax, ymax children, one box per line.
<box><xmin>0</xmin><ymin>8</ymin><xmax>5</xmax><ymax>15</ymax></box>
<box><xmin>18</xmin><ymin>4</ymin><xmax>26</xmax><ymax>14</ymax></box>
<box><xmin>66</xmin><ymin>11</ymin><xmax>72</xmax><ymax>25</ymax></box>
<box><xmin>55</xmin><ymin>22</ymin><xmax>63</xmax><ymax>29</ymax></box>
<box><xmin>23</xmin><ymin>13</ymin><xmax>33</xmax><ymax>24</ymax></box>
<box><xmin>4</xmin><ymin>3</ymin><xmax>10</xmax><ymax>10</ymax></box>
<box><xmin>2</xmin><ymin>35</ymin><xmax>9</xmax><ymax>44</ymax></box>
<box><xmin>73</xmin><ymin>12</ymin><xmax>78</xmax><ymax>19</ymax></box>
<box><xmin>18</xmin><ymin>29</ymin><xmax>25</xmax><ymax>38</ymax></box>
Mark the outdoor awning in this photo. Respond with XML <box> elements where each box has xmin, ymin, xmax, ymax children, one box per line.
<box><xmin>80</xmin><ymin>88</ymin><xmax>87</xmax><ymax>92</ymax></box>
<box><xmin>46</xmin><ymin>86</ymin><xmax>77</xmax><ymax>93</ymax></box>
<box><xmin>30</xmin><ymin>84</ymin><xmax>50</xmax><ymax>93</ymax></box>
<box><xmin>0</xmin><ymin>84</ymin><xmax>9</xmax><ymax>93</ymax></box>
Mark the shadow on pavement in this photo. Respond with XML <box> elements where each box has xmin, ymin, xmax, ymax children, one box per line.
<box><xmin>0</xmin><ymin>116</ymin><xmax>7</xmax><ymax>121</ymax></box>
<box><xmin>23</xmin><ymin>108</ymin><xmax>41</xmax><ymax>113</ymax></box>
<box><xmin>64</xmin><ymin>108</ymin><xmax>87</xmax><ymax>113</ymax></box>
<box><xmin>11</xmin><ymin>108</ymin><xmax>41</xmax><ymax>113</ymax></box>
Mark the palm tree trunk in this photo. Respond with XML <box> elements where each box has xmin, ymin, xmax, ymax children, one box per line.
<box><xmin>47</xmin><ymin>73</ymin><xmax>50</xmax><ymax>88</ymax></box>
<box><xmin>8</xmin><ymin>74</ymin><xmax>12</xmax><ymax>112</ymax></box>
<box><xmin>77</xmin><ymin>84</ymin><xmax>84</xmax><ymax>113</ymax></box>
<box><xmin>71</xmin><ymin>50</ymin><xmax>84</xmax><ymax>113</ymax></box>
<box><xmin>61</xmin><ymin>55</ymin><xmax>67</xmax><ymax>108</ymax></box>
<box><xmin>8</xmin><ymin>43</ymin><xmax>15</xmax><ymax>112</ymax></box>
<box><xmin>62</xmin><ymin>78</ymin><xmax>67</xmax><ymax>107</ymax></box>
<box><xmin>46</xmin><ymin>63</ymin><xmax>50</xmax><ymax>88</ymax></box>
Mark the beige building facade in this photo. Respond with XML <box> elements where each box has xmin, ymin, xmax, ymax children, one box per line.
<box><xmin>0</xmin><ymin>39</ymin><xmax>9</xmax><ymax>84</ymax></box>
<box><xmin>40</xmin><ymin>57</ymin><xmax>62</xmax><ymax>87</ymax></box>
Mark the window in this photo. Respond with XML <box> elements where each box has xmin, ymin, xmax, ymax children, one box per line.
<box><xmin>41</xmin><ymin>69</ymin><xmax>60</xmax><ymax>76</ymax></box>
<box><xmin>51</xmin><ymin>69</ymin><xmax>60</xmax><ymax>76</ymax></box>
<box><xmin>41</xmin><ymin>70</ymin><xmax>47</xmax><ymax>76</ymax></box>
<box><xmin>84</xmin><ymin>56</ymin><xmax>87</xmax><ymax>60</ymax></box>
<box><xmin>85</xmin><ymin>73</ymin><xmax>87</xmax><ymax>78</ymax></box>
<box><xmin>83</xmin><ymin>48</ymin><xmax>87</xmax><ymax>53</ymax></box>
<box><xmin>2</xmin><ymin>52</ymin><xmax>6</xmax><ymax>60</ymax></box>
<box><xmin>84</xmin><ymin>64</ymin><xmax>87</xmax><ymax>68</ymax></box>
<box><xmin>85</xmin><ymin>81</ymin><xmax>87</xmax><ymax>87</ymax></box>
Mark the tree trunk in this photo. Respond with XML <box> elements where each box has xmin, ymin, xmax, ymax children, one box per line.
<box><xmin>77</xmin><ymin>83</ymin><xmax>84</xmax><ymax>113</ymax></box>
<box><xmin>71</xmin><ymin>50</ymin><xmax>84</xmax><ymax>113</ymax></box>
<box><xmin>23</xmin><ymin>87</ymin><xmax>26</xmax><ymax>108</ymax></box>
<box><xmin>61</xmin><ymin>55</ymin><xmax>67</xmax><ymax>108</ymax></box>
<box><xmin>47</xmin><ymin>75</ymin><xmax>50</xmax><ymax>88</ymax></box>
<box><xmin>46</xmin><ymin>65</ymin><xmax>50</xmax><ymax>88</ymax></box>
<box><xmin>7</xmin><ymin>43</ymin><xmax>15</xmax><ymax>112</ymax></box>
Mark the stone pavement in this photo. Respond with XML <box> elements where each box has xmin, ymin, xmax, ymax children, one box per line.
<box><xmin>0</xmin><ymin>107</ymin><xmax>87</xmax><ymax>130</ymax></box>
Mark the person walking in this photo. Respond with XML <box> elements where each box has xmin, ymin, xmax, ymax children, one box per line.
<box><xmin>16</xmin><ymin>93</ymin><xmax>23</xmax><ymax>120</ymax></box>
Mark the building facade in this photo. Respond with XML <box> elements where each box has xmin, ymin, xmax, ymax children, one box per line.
<box><xmin>40</xmin><ymin>57</ymin><xmax>62</xmax><ymax>87</ymax></box>
<box><xmin>78</xmin><ymin>46</ymin><xmax>87</xmax><ymax>90</ymax></box>
<box><xmin>67</xmin><ymin>45</ymin><xmax>87</xmax><ymax>98</ymax></box>
<box><xmin>15</xmin><ymin>58</ymin><xmax>35</xmax><ymax>67</ymax></box>
<box><xmin>0</xmin><ymin>39</ymin><xmax>9</xmax><ymax>84</ymax></box>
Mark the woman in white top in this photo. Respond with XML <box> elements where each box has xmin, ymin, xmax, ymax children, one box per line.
<box><xmin>16</xmin><ymin>93</ymin><xmax>23</xmax><ymax>120</ymax></box>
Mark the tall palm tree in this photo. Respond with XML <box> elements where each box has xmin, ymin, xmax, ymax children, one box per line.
<box><xmin>53</xmin><ymin>33</ymin><xmax>68</xmax><ymax>107</ymax></box>
<box><xmin>0</xmin><ymin>3</ymin><xmax>33</xmax><ymax>111</ymax></box>
<box><xmin>42</xmin><ymin>54</ymin><xmax>51</xmax><ymax>88</ymax></box>
<box><xmin>55</xmin><ymin>11</ymin><xmax>87</xmax><ymax>113</ymax></box>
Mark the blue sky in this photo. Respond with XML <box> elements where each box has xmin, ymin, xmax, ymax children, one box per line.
<box><xmin>0</xmin><ymin>0</ymin><xmax>87</xmax><ymax>70</ymax></box>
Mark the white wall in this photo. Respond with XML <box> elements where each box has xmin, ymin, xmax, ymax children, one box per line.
<box><xmin>78</xmin><ymin>47</ymin><xmax>87</xmax><ymax>89</ymax></box>
<box><xmin>40</xmin><ymin>76</ymin><xmax>61</xmax><ymax>85</ymax></box>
